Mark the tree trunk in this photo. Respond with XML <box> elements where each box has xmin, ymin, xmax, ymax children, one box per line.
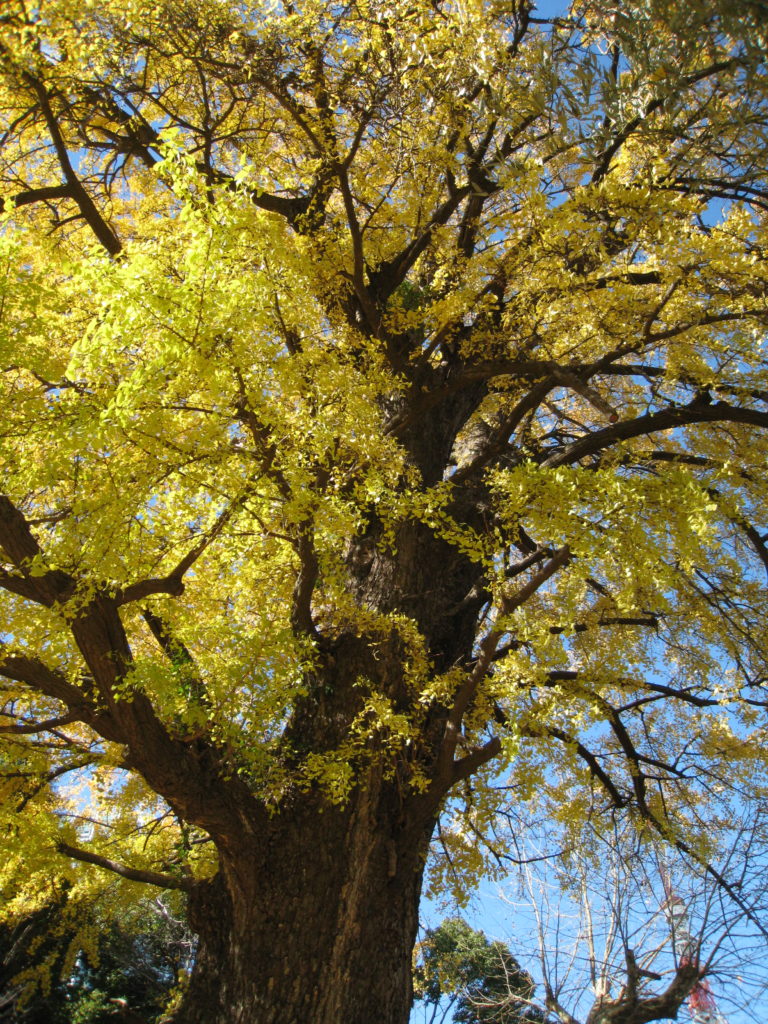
<box><xmin>163</xmin><ymin>454</ymin><xmax>483</xmax><ymax>1022</ymax></box>
<box><xmin>172</xmin><ymin>771</ymin><xmax>435</xmax><ymax>1024</ymax></box>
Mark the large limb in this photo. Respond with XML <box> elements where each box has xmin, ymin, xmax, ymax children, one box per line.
<box><xmin>541</xmin><ymin>399</ymin><xmax>768</xmax><ymax>470</ymax></box>
<box><xmin>0</xmin><ymin>648</ymin><xmax>122</xmax><ymax>742</ymax></box>
<box><xmin>18</xmin><ymin>68</ymin><xmax>122</xmax><ymax>255</ymax></box>
<box><xmin>0</xmin><ymin>495</ymin><xmax>261</xmax><ymax>842</ymax></box>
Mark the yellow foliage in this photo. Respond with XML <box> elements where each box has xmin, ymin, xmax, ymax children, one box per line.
<box><xmin>0</xmin><ymin>0</ymin><xmax>766</xmax><ymax>967</ymax></box>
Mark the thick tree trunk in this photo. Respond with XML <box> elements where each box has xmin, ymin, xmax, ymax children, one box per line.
<box><xmin>164</xmin><ymin>434</ymin><xmax>485</xmax><ymax>1022</ymax></box>
<box><xmin>172</xmin><ymin>772</ymin><xmax>435</xmax><ymax>1024</ymax></box>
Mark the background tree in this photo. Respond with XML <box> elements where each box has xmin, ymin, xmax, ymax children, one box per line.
<box><xmin>0</xmin><ymin>890</ymin><xmax>69</xmax><ymax>1023</ymax></box>
<box><xmin>414</xmin><ymin>917</ymin><xmax>549</xmax><ymax>1024</ymax></box>
<box><xmin>0</xmin><ymin>891</ymin><xmax>192</xmax><ymax>1024</ymax></box>
<box><xmin>1</xmin><ymin>1</ymin><xmax>767</xmax><ymax>1022</ymax></box>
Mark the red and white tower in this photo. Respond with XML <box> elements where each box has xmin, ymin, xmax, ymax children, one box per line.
<box><xmin>662</xmin><ymin>881</ymin><xmax>728</xmax><ymax>1024</ymax></box>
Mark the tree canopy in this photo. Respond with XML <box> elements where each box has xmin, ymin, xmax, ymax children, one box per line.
<box><xmin>0</xmin><ymin>1</ymin><xmax>767</xmax><ymax>1021</ymax></box>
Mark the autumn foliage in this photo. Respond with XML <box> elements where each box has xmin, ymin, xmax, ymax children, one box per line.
<box><xmin>0</xmin><ymin>1</ymin><xmax>767</xmax><ymax>1021</ymax></box>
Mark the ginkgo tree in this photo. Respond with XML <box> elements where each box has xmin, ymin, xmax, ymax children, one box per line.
<box><xmin>0</xmin><ymin>0</ymin><xmax>767</xmax><ymax>1021</ymax></box>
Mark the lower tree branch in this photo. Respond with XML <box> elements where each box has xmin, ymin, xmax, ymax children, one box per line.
<box><xmin>57</xmin><ymin>841</ymin><xmax>193</xmax><ymax>891</ymax></box>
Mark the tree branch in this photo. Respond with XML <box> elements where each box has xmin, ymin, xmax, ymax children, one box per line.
<box><xmin>0</xmin><ymin>647</ymin><xmax>123</xmax><ymax>742</ymax></box>
<box><xmin>541</xmin><ymin>400</ymin><xmax>768</xmax><ymax>469</ymax></box>
<box><xmin>590</xmin><ymin>59</ymin><xmax>738</xmax><ymax>184</ymax></box>
<box><xmin>450</xmin><ymin>736</ymin><xmax>502</xmax><ymax>785</ymax></box>
<box><xmin>535</xmin><ymin>724</ymin><xmax>628</xmax><ymax>811</ymax></box>
<box><xmin>290</xmin><ymin>527</ymin><xmax>321</xmax><ymax>640</ymax></box>
<box><xmin>116</xmin><ymin>499</ymin><xmax>239</xmax><ymax>606</ymax></box>
<box><xmin>585</xmin><ymin>960</ymin><xmax>699</xmax><ymax>1024</ymax></box>
<box><xmin>21</xmin><ymin>70</ymin><xmax>122</xmax><ymax>255</ymax></box>
<box><xmin>452</xmin><ymin>378</ymin><xmax>558</xmax><ymax>483</ymax></box>
<box><xmin>0</xmin><ymin>711</ymin><xmax>80</xmax><ymax>734</ymax></box>
<box><xmin>142</xmin><ymin>608</ymin><xmax>208</xmax><ymax>706</ymax></box>
<box><xmin>0</xmin><ymin>182</ymin><xmax>73</xmax><ymax>211</ymax></box>
<box><xmin>438</xmin><ymin>546</ymin><xmax>571</xmax><ymax>779</ymax></box>
<box><xmin>0</xmin><ymin>494</ymin><xmax>74</xmax><ymax>606</ymax></box>
<box><xmin>57</xmin><ymin>841</ymin><xmax>192</xmax><ymax>890</ymax></box>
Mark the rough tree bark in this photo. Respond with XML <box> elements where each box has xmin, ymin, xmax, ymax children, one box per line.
<box><xmin>180</xmin><ymin>779</ymin><xmax>435</xmax><ymax>1024</ymax></box>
